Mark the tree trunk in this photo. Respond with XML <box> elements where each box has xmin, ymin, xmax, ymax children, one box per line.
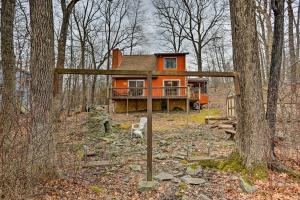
<box><xmin>91</xmin><ymin>75</ymin><xmax>97</xmax><ymax>105</ymax></box>
<box><xmin>29</xmin><ymin>0</ymin><xmax>56</xmax><ymax>179</ymax></box>
<box><xmin>229</xmin><ymin>0</ymin><xmax>272</xmax><ymax>168</ymax></box>
<box><xmin>80</xmin><ymin>42</ymin><xmax>87</xmax><ymax>112</ymax></box>
<box><xmin>197</xmin><ymin>42</ymin><xmax>202</xmax><ymax>71</ymax></box>
<box><xmin>0</xmin><ymin>0</ymin><xmax>16</xmax><ymax>145</ymax></box>
<box><xmin>266</xmin><ymin>0</ymin><xmax>284</xmax><ymax>157</ymax></box>
<box><xmin>53</xmin><ymin>0</ymin><xmax>80</xmax><ymax>96</ymax></box>
<box><xmin>287</xmin><ymin>0</ymin><xmax>297</xmax><ymax>91</ymax></box>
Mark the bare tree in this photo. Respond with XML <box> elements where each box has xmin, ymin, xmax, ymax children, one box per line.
<box><xmin>287</xmin><ymin>0</ymin><xmax>297</xmax><ymax>90</ymax></box>
<box><xmin>53</xmin><ymin>0</ymin><xmax>80</xmax><ymax>96</ymax></box>
<box><xmin>266</xmin><ymin>0</ymin><xmax>284</xmax><ymax>158</ymax></box>
<box><xmin>165</xmin><ymin>0</ymin><xmax>226</xmax><ymax>71</ymax></box>
<box><xmin>153</xmin><ymin>0</ymin><xmax>186</xmax><ymax>52</ymax></box>
<box><xmin>100</xmin><ymin>0</ymin><xmax>129</xmax><ymax>87</ymax></box>
<box><xmin>87</xmin><ymin>34</ymin><xmax>109</xmax><ymax>105</ymax></box>
<box><xmin>256</xmin><ymin>0</ymin><xmax>273</xmax><ymax>83</ymax></box>
<box><xmin>127</xmin><ymin>0</ymin><xmax>145</xmax><ymax>55</ymax></box>
<box><xmin>229</xmin><ymin>0</ymin><xmax>272</xmax><ymax>168</ymax></box>
<box><xmin>29</xmin><ymin>0</ymin><xmax>56</xmax><ymax>178</ymax></box>
<box><xmin>1</xmin><ymin>0</ymin><xmax>16</xmax><ymax>146</ymax></box>
<box><xmin>73</xmin><ymin>0</ymin><xmax>99</xmax><ymax>112</ymax></box>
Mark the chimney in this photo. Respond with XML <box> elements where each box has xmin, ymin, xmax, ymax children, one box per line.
<box><xmin>112</xmin><ymin>48</ymin><xmax>122</xmax><ymax>69</ymax></box>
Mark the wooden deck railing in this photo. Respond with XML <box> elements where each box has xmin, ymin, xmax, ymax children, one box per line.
<box><xmin>110</xmin><ymin>86</ymin><xmax>188</xmax><ymax>99</ymax></box>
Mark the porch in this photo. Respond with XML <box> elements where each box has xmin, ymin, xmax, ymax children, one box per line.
<box><xmin>110</xmin><ymin>86</ymin><xmax>201</xmax><ymax>100</ymax></box>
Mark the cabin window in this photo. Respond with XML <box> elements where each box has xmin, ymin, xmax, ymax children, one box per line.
<box><xmin>128</xmin><ymin>80</ymin><xmax>144</xmax><ymax>96</ymax></box>
<box><xmin>164</xmin><ymin>80</ymin><xmax>180</xmax><ymax>96</ymax></box>
<box><xmin>201</xmin><ymin>82</ymin><xmax>207</xmax><ymax>93</ymax></box>
<box><xmin>164</xmin><ymin>57</ymin><xmax>177</xmax><ymax>69</ymax></box>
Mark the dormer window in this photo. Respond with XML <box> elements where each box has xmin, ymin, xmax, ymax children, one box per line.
<box><xmin>164</xmin><ymin>57</ymin><xmax>177</xmax><ymax>69</ymax></box>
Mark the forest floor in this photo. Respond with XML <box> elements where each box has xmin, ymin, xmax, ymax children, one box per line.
<box><xmin>29</xmin><ymin>107</ymin><xmax>300</xmax><ymax>200</ymax></box>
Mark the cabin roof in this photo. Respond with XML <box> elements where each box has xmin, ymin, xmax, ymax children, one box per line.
<box><xmin>154</xmin><ymin>52</ymin><xmax>189</xmax><ymax>56</ymax></box>
<box><xmin>118</xmin><ymin>55</ymin><xmax>156</xmax><ymax>71</ymax></box>
<box><xmin>188</xmin><ymin>77</ymin><xmax>208</xmax><ymax>82</ymax></box>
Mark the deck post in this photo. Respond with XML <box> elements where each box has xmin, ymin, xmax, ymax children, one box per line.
<box><xmin>199</xmin><ymin>85</ymin><xmax>201</xmax><ymax>113</ymax></box>
<box><xmin>126</xmin><ymin>98</ymin><xmax>129</xmax><ymax>115</ymax></box>
<box><xmin>147</xmin><ymin>72</ymin><xmax>153</xmax><ymax>181</ymax></box>
<box><xmin>186</xmin><ymin>86</ymin><xmax>190</xmax><ymax>158</ymax></box>
<box><xmin>107</xmin><ymin>87</ymin><xmax>110</xmax><ymax>114</ymax></box>
<box><xmin>167</xmin><ymin>98</ymin><xmax>169</xmax><ymax>114</ymax></box>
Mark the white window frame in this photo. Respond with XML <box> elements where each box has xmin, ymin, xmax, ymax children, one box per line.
<box><xmin>128</xmin><ymin>80</ymin><xmax>145</xmax><ymax>96</ymax></box>
<box><xmin>163</xmin><ymin>79</ymin><xmax>180</xmax><ymax>96</ymax></box>
<box><xmin>163</xmin><ymin>57</ymin><xmax>177</xmax><ymax>70</ymax></box>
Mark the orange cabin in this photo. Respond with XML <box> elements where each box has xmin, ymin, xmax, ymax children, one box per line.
<box><xmin>111</xmin><ymin>48</ymin><xmax>208</xmax><ymax>112</ymax></box>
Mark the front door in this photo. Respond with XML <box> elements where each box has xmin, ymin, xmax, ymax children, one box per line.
<box><xmin>128</xmin><ymin>80</ymin><xmax>144</xmax><ymax>96</ymax></box>
<box><xmin>164</xmin><ymin>80</ymin><xmax>180</xmax><ymax>96</ymax></box>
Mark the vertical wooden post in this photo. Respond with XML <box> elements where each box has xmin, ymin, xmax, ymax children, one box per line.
<box><xmin>186</xmin><ymin>85</ymin><xmax>190</xmax><ymax>158</ymax></box>
<box><xmin>126</xmin><ymin>98</ymin><xmax>129</xmax><ymax>115</ymax></box>
<box><xmin>198</xmin><ymin>84</ymin><xmax>201</xmax><ymax>113</ymax></box>
<box><xmin>167</xmin><ymin>98</ymin><xmax>169</xmax><ymax>114</ymax></box>
<box><xmin>147</xmin><ymin>72</ymin><xmax>153</xmax><ymax>181</ymax></box>
<box><xmin>107</xmin><ymin>87</ymin><xmax>110</xmax><ymax>113</ymax></box>
<box><xmin>53</xmin><ymin>71</ymin><xmax>59</xmax><ymax>97</ymax></box>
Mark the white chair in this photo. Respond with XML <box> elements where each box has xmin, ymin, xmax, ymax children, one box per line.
<box><xmin>131</xmin><ymin>117</ymin><xmax>147</xmax><ymax>138</ymax></box>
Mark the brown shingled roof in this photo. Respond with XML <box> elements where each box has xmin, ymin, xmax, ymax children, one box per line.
<box><xmin>117</xmin><ymin>55</ymin><xmax>156</xmax><ymax>71</ymax></box>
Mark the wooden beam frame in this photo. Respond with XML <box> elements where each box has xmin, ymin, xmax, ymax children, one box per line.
<box><xmin>54</xmin><ymin>68</ymin><xmax>238</xmax><ymax>77</ymax></box>
<box><xmin>54</xmin><ymin>68</ymin><xmax>240</xmax><ymax>181</ymax></box>
<box><xmin>147</xmin><ymin>72</ymin><xmax>153</xmax><ymax>181</ymax></box>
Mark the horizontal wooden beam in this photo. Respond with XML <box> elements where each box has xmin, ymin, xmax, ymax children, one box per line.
<box><xmin>54</xmin><ymin>68</ymin><xmax>238</xmax><ymax>78</ymax></box>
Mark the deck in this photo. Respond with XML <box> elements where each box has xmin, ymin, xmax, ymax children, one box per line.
<box><xmin>110</xmin><ymin>86</ymin><xmax>201</xmax><ymax>100</ymax></box>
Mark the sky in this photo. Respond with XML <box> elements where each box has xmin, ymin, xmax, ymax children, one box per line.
<box><xmin>139</xmin><ymin>0</ymin><xmax>161</xmax><ymax>54</ymax></box>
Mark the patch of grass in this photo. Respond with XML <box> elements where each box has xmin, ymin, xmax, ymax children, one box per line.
<box><xmin>197</xmin><ymin>152</ymin><xmax>246</xmax><ymax>173</ymax></box>
<box><xmin>118</xmin><ymin>123</ymin><xmax>131</xmax><ymax>130</ymax></box>
<box><xmin>77</xmin><ymin>150</ymin><xmax>84</xmax><ymax>160</ymax></box>
<box><xmin>190</xmin><ymin>163</ymin><xmax>200</xmax><ymax>169</ymax></box>
<box><xmin>249</xmin><ymin>165</ymin><xmax>268</xmax><ymax>181</ymax></box>
<box><xmin>90</xmin><ymin>185</ymin><xmax>104</xmax><ymax>193</ymax></box>
<box><xmin>178</xmin><ymin>182</ymin><xmax>187</xmax><ymax>190</ymax></box>
<box><xmin>180</xmin><ymin>159</ymin><xmax>189</xmax><ymax>165</ymax></box>
<box><xmin>175</xmin><ymin>191</ymin><xmax>184</xmax><ymax>197</ymax></box>
<box><xmin>189</xmin><ymin>108</ymin><xmax>222</xmax><ymax>124</ymax></box>
<box><xmin>195</xmin><ymin>152</ymin><xmax>268</xmax><ymax>182</ymax></box>
<box><xmin>220</xmin><ymin>152</ymin><xmax>246</xmax><ymax>173</ymax></box>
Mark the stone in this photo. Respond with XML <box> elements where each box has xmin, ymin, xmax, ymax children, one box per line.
<box><xmin>181</xmin><ymin>195</ymin><xmax>190</xmax><ymax>200</ymax></box>
<box><xmin>181</xmin><ymin>175</ymin><xmax>206</xmax><ymax>185</ymax></box>
<box><xmin>188</xmin><ymin>156</ymin><xmax>211</xmax><ymax>162</ymax></box>
<box><xmin>154</xmin><ymin>172</ymin><xmax>174</xmax><ymax>181</ymax></box>
<box><xmin>230</xmin><ymin>175</ymin><xmax>239</xmax><ymax>181</ymax></box>
<box><xmin>159</xmin><ymin>140</ymin><xmax>169</xmax><ymax>146</ymax></box>
<box><xmin>154</xmin><ymin>153</ymin><xmax>168</xmax><ymax>160</ymax></box>
<box><xmin>172</xmin><ymin>177</ymin><xmax>181</xmax><ymax>183</ymax></box>
<box><xmin>173</xmin><ymin>155</ymin><xmax>185</xmax><ymax>160</ymax></box>
<box><xmin>138</xmin><ymin>181</ymin><xmax>158</xmax><ymax>192</ymax></box>
<box><xmin>129</xmin><ymin>164</ymin><xmax>142</xmax><ymax>172</ymax></box>
<box><xmin>83</xmin><ymin>160</ymin><xmax>111</xmax><ymax>168</ymax></box>
<box><xmin>239</xmin><ymin>177</ymin><xmax>257</xmax><ymax>193</ymax></box>
<box><xmin>123</xmin><ymin>176</ymin><xmax>130</xmax><ymax>182</ymax></box>
<box><xmin>173</xmin><ymin>170</ymin><xmax>184</xmax><ymax>177</ymax></box>
<box><xmin>198</xmin><ymin>194</ymin><xmax>211</xmax><ymax>200</ymax></box>
<box><xmin>186</xmin><ymin>166</ymin><xmax>202</xmax><ymax>176</ymax></box>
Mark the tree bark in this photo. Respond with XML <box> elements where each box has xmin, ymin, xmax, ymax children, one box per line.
<box><xmin>29</xmin><ymin>0</ymin><xmax>56</xmax><ymax>179</ymax></box>
<box><xmin>0</xmin><ymin>0</ymin><xmax>16</xmax><ymax>145</ymax></box>
<box><xmin>80</xmin><ymin>42</ymin><xmax>87</xmax><ymax>112</ymax></box>
<box><xmin>287</xmin><ymin>0</ymin><xmax>297</xmax><ymax>90</ymax></box>
<box><xmin>266</xmin><ymin>0</ymin><xmax>284</xmax><ymax>157</ymax></box>
<box><xmin>229</xmin><ymin>0</ymin><xmax>272</xmax><ymax>168</ymax></box>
